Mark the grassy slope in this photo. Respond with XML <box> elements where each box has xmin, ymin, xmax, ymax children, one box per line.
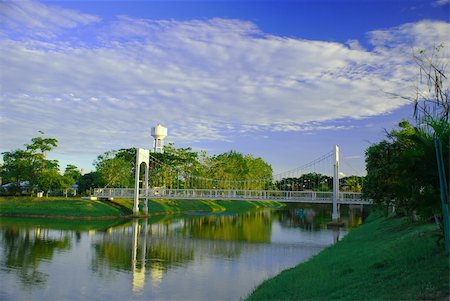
<box><xmin>246</xmin><ymin>212</ymin><xmax>449</xmax><ymax>301</ymax></box>
<box><xmin>112</xmin><ymin>198</ymin><xmax>284</xmax><ymax>214</ymax></box>
<box><xmin>0</xmin><ymin>197</ymin><xmax>284</xmax><ymax>219</ymax></box>
<box><xmin>0</xmin><ymin>197</ymin><xmax>123</xmax><ymax>217</ymax></box>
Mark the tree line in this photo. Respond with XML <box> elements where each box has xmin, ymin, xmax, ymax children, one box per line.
<box><xmin>1</xmin><ymin>136</ymin><xmax>363</xmax><ymax>197</ymax></box>
<box><xmin>1</xmin><ymin>140</ymin><xmax>277</xmax><ymax>196</ymax></box>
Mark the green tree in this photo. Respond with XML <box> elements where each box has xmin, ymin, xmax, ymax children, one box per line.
<box><xmin>149</xmin><ymin>144</ymin><xmax>203</xmax><ymax>189</ymax></box>
<box><xmin>95</xmin><ymin>150</ymin><xmax>134</xmax><ymax>188</ymax></box>
<box><xmin>64</xmin><ymin>164</ymin><xmax>81</xmax><ymax>182</ymax></box>
<box><xmin>363</xmin><ymin>120</ymin><xmax>449</xmax><ymax>218</ymax></box>
<box><xmin>60</xmin><ymin>175</ymin><xmax>76</xmax><ymax>197</ymax></box>
<box><xmin>244</xmin><ymin>155</ymin><xmax>273</xmax><ymax>190</ymax></box>
<box><xmin>77</xmin><ymin>171</ymin><xmax>103</xmax><ymax>195</ymax></box>
<box><xmin>276</xmin><ymin>173</ymin><xmax>332</xmax><ymax>191</ymax></box>
<box><xmin>37</xmin><ymin>169</ymin><xmax>62</xmax><ymax>197</ymax></box>
<box><xmin>202</xmin><ymin>151</ymin><xmax>272</xmax><ymax>190</ymax></box>
<box><xmin>341</xmin><ymin>176</ymin><xmax>364</xmax><ymax>192</ymax></box>
<box><xmin>1</xmin><ymin>132</ymin><xmax>59</xmax><ymax>195</ymax></box>
<box><xmin>1</xmin><ymin>149</ymin><xmax>34</xmax><ymax>188</ymax></box>
<box><xmin>205</xmin><ymin>151</ymin><xmax>249</xmax><ymax>189</ymax></box>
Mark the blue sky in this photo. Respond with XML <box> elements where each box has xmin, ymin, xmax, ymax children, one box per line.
<box><xmin>0</xmin><ymin>0</ymin><xmax>449</xmax><ymax>176</ymax></box>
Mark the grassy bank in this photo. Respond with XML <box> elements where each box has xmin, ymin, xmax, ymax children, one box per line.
<box><xmin>0</xmin><ymin>197</ymin><xmax>284</xmax><ymax>219</ymax></box>
<box><xmin>112</xmin><ymin>198</ymin><xmax>284</xmax><ymax>215</ymax></box>
<box><xmin>246</xmin><ymin>212</ymin><xmax>449</xmax><ymax>300</ymax></box>
<box><xmin>0</xmin><ymin>197</ymin><xmax>124</xmax><ymax>218</ymax></box>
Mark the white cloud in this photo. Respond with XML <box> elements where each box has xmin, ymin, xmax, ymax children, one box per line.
<box><xmin>1</xmin><ymin>1</ymin><xmax>449</xmax><ymax>159</ymax></box>
<box><xmin>0</xmin><ymin>0</ymin><xmax>100</xmax><ymax>39</ymax></box>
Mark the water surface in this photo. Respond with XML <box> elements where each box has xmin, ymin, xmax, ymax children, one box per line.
<box><xmin>0</xmin><ymin>205</ymin><xmax>364</xmax><ymax>300</ymax></box>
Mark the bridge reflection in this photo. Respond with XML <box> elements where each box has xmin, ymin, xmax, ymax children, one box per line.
<box><xmin>91</xmin><ymin>208</ymin><xmax>357</xmax><ymax>294</ymax></box>
<box><xmin>0</xmin><ymin>207</ymin><xmax>363</xmax><ymax>296</ymax></box>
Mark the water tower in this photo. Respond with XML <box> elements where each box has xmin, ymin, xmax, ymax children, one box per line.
<box><xmin>151</xmin><ymin>124</ymin><xmax>168</xmax><ymax>153</ymax></box>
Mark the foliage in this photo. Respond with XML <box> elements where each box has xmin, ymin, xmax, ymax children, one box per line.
<box><xmin>275</xmin><ymin>173</ymin><xmax>333</xmax><ymax>191</ymax></box>
<box><xmin>1</xmin><ymin>149</ymin><xmax>34</xmax><ymax>188</ymax></box>
<box><xmin>37</xmin><ymin>169</ymin><xmax>63</xmax><ymax>197</ymax></box>
<box><xmin>77</xmin><ymin>172</ymin><xmax>103</xmax><ymax>195</ymax></box>
<box><xmin>201</xmin><ymin>151</ymin><xmax>273</xmax><ymax>190</ymax></box>
<box><xmin>148</xmin><ymin>143</ymin><xmax>203</xmax><ymax>189</ymax></box>
<box><xmin>94</xmin><ymin>145</ymin><xmax>274</xmax><ymax>191</ymax></box>
<box><xmin>94</xmin><ymin>149</ymin><xmax>135</xmax><ymax>188</ymax></box>
<box><xmin>0</xmin><ymin>133</ymin><xmax>81</xmax><ymax>197</ymax></box>
<box><xmin>341</xmin><ymin>176</ymin><xmax>364</xmax><ymax>192</ymax></box>
<box><xmin>363</xmin><ymin>120</ymin><xmax>449</xmax><ymax>218</ymax></box>
<box><xmin>64</xmin><ymin>164</ymin><xmax>81</xmax><ymax>182</ymax></box>
<box><xmin>1</xmin><ymin>132</ymin><xmax>59</xmax><ymax>195</ymax></box>
<box><xmin>364</xmin><ymin>45</ymin><xmax>450</xmax><ymax>222</ymax></box>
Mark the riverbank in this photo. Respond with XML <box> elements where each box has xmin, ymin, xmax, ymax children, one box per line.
<box><xmin>246</xmin><ymin>212</ymin><xmax>449</xmax><ymax>300</ymax></box>
<box><xmin>0</xmin><ymin>196</ymin><xmax>284</xmax><ymax>219</ymax></box>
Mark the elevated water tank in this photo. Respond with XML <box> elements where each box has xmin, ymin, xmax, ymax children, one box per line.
<box><xmin>151</xmin><ymin>124</ymin><xmax>168</xmax><ymax>153</ymax></box>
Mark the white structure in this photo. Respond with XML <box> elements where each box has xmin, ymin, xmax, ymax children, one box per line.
<box><xmin>151</xmin><ymin>124</ymin><xmax>168</xmax><ymax>153</ymax></box>
<box><xmin>134</xmin><ymin>148</ymin><xmax>150</xmax><ymax>215</ymax></box>
<box><xmin>332</xmin><ymin>145</ymin><xmax>340</xmax><ymax>221</ymax></box>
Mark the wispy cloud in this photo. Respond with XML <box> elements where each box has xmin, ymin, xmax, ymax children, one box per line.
<box><xmin>1</xmin><ymin>1</ymin><xmax>449</xmax><ymax>157</ymax></box>
<box><xmin>432</xmin><ymin>0</ymin><xmax>450</xmax><ymax>7</ymax></box>
<box><xmin>0</xmin><ymin>0</ymin><xmax>100</xmax><ymax>39</ymax></box>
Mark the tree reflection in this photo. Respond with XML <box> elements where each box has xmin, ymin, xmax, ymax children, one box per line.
<box><xmin>278</xmin><ymin>205</ymin><xmax>366</xmax><ymax>230</ymax></box>
<box><xmin>279</xmin><ymin>206</ymin><xmax>329</xmax><ymax>230</ymax></box>
<box><xmin>0</xmin><ymin>226</ymin><xmax>71</xmax><ymax>287</ymax></box>
<box><xmin>91</xmin><ymin>221</ymin><xmax>195</xmax><ymax>275</ymax></box>
<box><xmin>184</xmin><ymin>210</ymin><xmax>272</xmax><ymax>243</ymax></box>
<box><xmin>91</xmin><ymin>210</ymin><xmax>274</xmax><ymax>294</ymax></box>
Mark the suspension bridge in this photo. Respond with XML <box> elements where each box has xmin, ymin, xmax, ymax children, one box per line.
<box><xmin>92</xmin><ymin>145</ymin><xmax>371</xmax><ymax>219</ymax></box>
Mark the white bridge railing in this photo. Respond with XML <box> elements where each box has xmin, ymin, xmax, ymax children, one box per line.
<box><xmin>93</xmin><ymin>188</ymin><xmax>371</xmax><ymax>205</ymax></box>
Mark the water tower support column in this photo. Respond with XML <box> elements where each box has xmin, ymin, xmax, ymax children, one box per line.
<box><xmin>332</xmin><ymin>145</ymin><xmax>340</xmax><ymax>221</ymax></box>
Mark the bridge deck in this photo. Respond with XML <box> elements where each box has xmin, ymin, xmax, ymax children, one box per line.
<box><xmin>93</xmin><ymin>188</ymin><xmax>371</xmax><ymax>205</ymax></box>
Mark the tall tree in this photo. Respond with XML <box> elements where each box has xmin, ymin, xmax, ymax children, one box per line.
<box><xmin>64</xmin><ymin>164</ymin><xmax>82</xmax><ymax>182</ymax></box>
<box><xmin>37</xmin><ymin>169</ymin><xmax>63</xmax><ymax>197</ymax></box>
<box><xmin>1</xmin><ymin>132</ymin><xmax>59</xmax><ymax>195</ymax></box>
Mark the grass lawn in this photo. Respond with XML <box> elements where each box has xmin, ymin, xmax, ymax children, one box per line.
<box><xmin>0</xmin><ymin>197</ymin><xmax>124</xmax><ymax>217</ymax></box>
<box><xmin>246</xmin><ymin>212</ymin><xmax>449</xmax><ymax>301</ymax></box>
<box><xmin>0</xmin><ymin>197</ymin><xmax>284</xmax><ymax>219</ymax></box>
<box><xmin>111</xmin><ymin>198</ymin><xmax>284</xmax><ymax>214</ymax></box>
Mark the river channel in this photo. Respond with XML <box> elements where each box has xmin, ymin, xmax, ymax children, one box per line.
<box><xmin>0</xmin><ymin>204</ymin><xmax>366</xmax><ymax>301</ymax></box>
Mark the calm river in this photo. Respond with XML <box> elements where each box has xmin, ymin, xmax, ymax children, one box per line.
<box><xmin>0</xmin><ymin>205</ymin><xmax>365</xmax><ymax>301</ymax></box>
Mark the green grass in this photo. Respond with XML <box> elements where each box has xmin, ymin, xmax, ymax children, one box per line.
<box><xmin>110</xmin><ymin>198</ymin><xmax>284</xmax><ymax>214</ymax></box>
<box><xmin>0</xmin><ymin>197</ymin><xmax>124</xmax><ymax>217</ymax></box>
<box><xmin>246</xmin><ymin>212</ymin><xmax>449</xmax><ymax>301</ymax></box>
<box><xmin>0</xmin><ymin>197</ymin><xmax>284</xmax><ymax>219</ymax></box>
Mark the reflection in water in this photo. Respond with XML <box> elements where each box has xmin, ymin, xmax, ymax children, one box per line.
<box><xmin>186</xmin><ymin>211</ymin><xmax>272</xmax><ymax>243</ymax></box>
<box><xmin>1</xmin><ymin>226</ymin><xmax>71</xmax><ymax>287</ymax></box>
<box><xmin>132</xmin><ymin>220</ymin><xmax>145</xmax><ymax>293</ymax></box>
<box><xmin>0</xmin><ymin>205</ymin><xmax>366</xmax><ymax>300</ymax></box>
